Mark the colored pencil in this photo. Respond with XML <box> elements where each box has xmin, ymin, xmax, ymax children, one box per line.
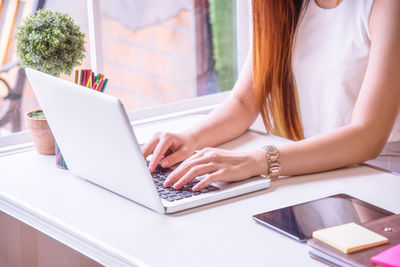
<box><xmin>92</xmin><ymin>78</ymin><xmax>100</xmax><ymax>89</ymax></box>
<box><xmin>91</xmin><ymin>72</ymin><xmax>95</xmax><ymax>88</ymax></box>
<box><xmin>100</xmin><ymin>78</ymin><xmax>108</xmax><ymax>92</ymax></box>
<box><xmin>86</xmin><ymin>75</ymin><xmax>91</xmax><ymax>88</ymax></box>
<box><xmin>98</xmin><ymin>79</ymin><xmax>104</xmax><ymax>92</ymax></box>
<box><xmin>84</xmin><ymin>70</ymin><xmax>90</xmax><ymax>86</ymax></box>
<box><xmin>79</xmin><ymin>70</ymin><xmax>84</xmax><ymax>85</ymax></box>
<box><xmin>74</xmin><ymin>70</ymin><xmax>79</xmax><ymax>84</ymax></box>
<box><xmin>82</xmin><ymin>70</ymin><xmax>87</xmax><ymax>86</ymax></box>
<box><xmin>95</xmin><ymin>79</ymin><xmax>101</xmax><ymax>91</ymax></box>
<box><xmin>87</xmin><ymin>70</ymin><xmax>92</xmax><ymax>85</ymax></box>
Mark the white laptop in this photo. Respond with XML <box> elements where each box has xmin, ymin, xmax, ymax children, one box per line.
<box><xmin>25</xmin><ymin>68</ymin><xmax>270</xmax><ymax>214</ymax></box>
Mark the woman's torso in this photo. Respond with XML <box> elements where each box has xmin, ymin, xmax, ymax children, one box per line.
<box><xmin>292</xmin><ymin>0</ymin><xmax>400</xmax><ymax>142</ymax></box>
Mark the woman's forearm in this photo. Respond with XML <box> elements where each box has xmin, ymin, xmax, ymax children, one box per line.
<box><xmin>185</xmin><ymin>51</ymin><xmax>259</xmax><ymax>150</ymax></box>
<box><xmin>186</xmin><ymin>96</ymin><xmax>258</xmax><ymax>150</ymax></box>
<box><xmin>278</xmin><ymin>124</ymin><xmax>386</xmax><ymax>176</ymax></box>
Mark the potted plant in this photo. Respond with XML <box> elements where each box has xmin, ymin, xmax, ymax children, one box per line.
<box><xmin>25</xmin><ymin>110</ymin><xmax>54</xmax><ymax>154</ymax></box>
<box><xmin>16</xmin><ymin>9</ymin><xmax>85</xmax><ymax>163</ymax></box>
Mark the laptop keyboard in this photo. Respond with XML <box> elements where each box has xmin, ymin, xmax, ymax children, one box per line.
<box><xmin>148</xmin><ymin>161</ymin><xmax>219</xmax><ymax>202</ymax></box>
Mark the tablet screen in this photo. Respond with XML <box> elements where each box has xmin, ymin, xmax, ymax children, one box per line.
<box><xmin>252</xmin><ymin>194</ymin><xmax>394</xmax><ymax>242</ymax></box>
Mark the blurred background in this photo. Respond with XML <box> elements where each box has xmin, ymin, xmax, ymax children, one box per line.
<box><xmin>0</xmin><ymin>0</ymin><xmax>249</xmax><ymax>136</ymax></box>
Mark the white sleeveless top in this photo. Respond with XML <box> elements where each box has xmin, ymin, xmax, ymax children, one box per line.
<box><xmin>292</xmin><ymin>0</ymin><xmax>400</xmax><ymax>142</ymax></box>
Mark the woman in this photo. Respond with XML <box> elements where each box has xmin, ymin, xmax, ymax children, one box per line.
<box><xmin>142</xmin><ymin>0</ymin><xmax>400</xmax><ymax>191</ymax></box>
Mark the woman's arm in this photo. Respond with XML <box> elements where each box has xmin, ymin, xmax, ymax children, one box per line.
<box><xmin>143</xmin><ymin>50</ymin><xmax>259</xmax><ymax>171</ymax></box>
<box><xmin>278</xmin><ymin>0</ymin><xmax>400</xmax><ymax>176</ymax></box>
<box><xmin>186</xmin><ymin>50</ymin><xmax>259</xmax><ymax>149</ymax></box>
<box><xmin>165</xmin><ymin>0</ymin><xmax>400</xmax><ymax>191</ymax></box>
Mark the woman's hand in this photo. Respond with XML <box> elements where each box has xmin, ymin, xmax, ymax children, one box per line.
<box><xmin>164</xmin><ymin>147</ymin><xmax>267</xmax><ymax>191</ymax></box>
<box><xmin>142</xmin><ymin>132</ymin><xmax>197</xmax><ymax>173</ymax></box>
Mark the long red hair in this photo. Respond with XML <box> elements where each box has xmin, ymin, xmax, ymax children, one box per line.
<box><xmin>252</xmin><ymin>0</ymin><xmax>307</xmax><ymax>140</ymax></box>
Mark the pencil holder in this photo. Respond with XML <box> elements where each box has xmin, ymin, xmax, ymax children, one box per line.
<box><xmin>55</xmin><ymin>143</ymin><xmax>68</xmax><ymax>169</ymax></box>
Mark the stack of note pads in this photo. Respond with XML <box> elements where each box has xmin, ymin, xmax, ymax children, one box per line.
<box><xmin>308</xmin><ymin>214</ymin><xmax>400</xmax><ymax>267</ymax></box>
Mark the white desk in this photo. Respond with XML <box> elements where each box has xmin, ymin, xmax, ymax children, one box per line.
<box><xmin>1</xmin><ymin>114</ymin><xmax>400</xmax><ymax>267</ymax></box>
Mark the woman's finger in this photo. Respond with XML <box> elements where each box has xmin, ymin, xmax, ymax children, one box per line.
<box><xmin>164</xmin><ymin>156</ymin><xmax>209</xmax><ymax>187</ymax></box>
<box><xmin>141</xmin><ymin>133</ymin><xmax>161</xmax><ymax>158</ymax></box>
<box><xmin>149</xmin><ymin>135</ymin><xmax>174</xmax><ymax>172</ymax></box>
<box><xmin>160</xmin><ymin>147</ymin><xmax>192</xmax><ymax>168</ymax></box>
<box><xmin>172</xmin><ymin>163</ymin><xmax>215</xmax><ymax>189</ymax></box>
<box><xmin>164</xmin><ymin>148</ymin><xmax>222</xmax><ymax>186</ymax></box>
<box><xmin>192</xmin><ymin>171</ymin><xmax>222</xmax><ymax>191</ymax></box>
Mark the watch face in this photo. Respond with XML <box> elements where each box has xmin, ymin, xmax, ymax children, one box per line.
<box><xmin>264</xmin><ymin>145</ymin><xmax>281</xmax><ymax>179</ymax></box>
<box><xmin>269</xmin><ymin>168</ymin><xmax>280</xmax><ymax>179</ymax></box>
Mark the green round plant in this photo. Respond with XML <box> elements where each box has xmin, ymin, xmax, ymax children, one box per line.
<box><xmin>16</xmin><ymin>9</ymin><xmax>85</xmax><ymax>77</ymax></box>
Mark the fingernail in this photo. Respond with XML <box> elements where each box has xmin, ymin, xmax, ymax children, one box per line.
<box><xmin>173</xmin><ymin>183</ymin><xmax>180</xmax><ymax>189</ymax></box>
<box><xmin>164</xmin><ymin>180</ymin><xmax>171</xmax><ymax>187</ymax></box>
<box><xmin>161</xmin><ymin>159</ymin><xmax>169</xmax><ymax>167</ymax></box>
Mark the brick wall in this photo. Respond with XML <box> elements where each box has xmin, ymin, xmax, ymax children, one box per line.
<box><xmin>101</xmin><ymin>10</ymin><xmax>196</xmax><ymax>110</ymax></box>
<box><xmin>1</xmin><ymin>10</ymin><xmax>196</xmax><ymax>134</ymax></box>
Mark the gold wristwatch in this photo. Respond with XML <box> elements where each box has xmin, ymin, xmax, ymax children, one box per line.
<box><xmin>262</xmin><ymin>145</ymin><xmax>281</xmax><ymax>180</ymax></box>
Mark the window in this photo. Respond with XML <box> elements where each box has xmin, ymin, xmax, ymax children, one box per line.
<box><xmin>0</xmin><ymin>0</ymin><xmax>249</xmax><ymax>141</ymax></box>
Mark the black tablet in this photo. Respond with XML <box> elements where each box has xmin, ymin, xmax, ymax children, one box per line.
<box><xmin>252</xmin><ymin>194</ymin><xmax>394</xmax><ymax>243</ymax></box>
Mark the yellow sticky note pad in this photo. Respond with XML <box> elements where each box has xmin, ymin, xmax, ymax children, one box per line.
<box><xmin>312</xmin><ymin>223</ymin><xmax>388</xmax><ymax>254</ymax></box>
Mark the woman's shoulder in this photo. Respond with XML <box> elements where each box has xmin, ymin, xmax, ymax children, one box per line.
<box><xmin>369</xmin><ymin>0</ymin><xmax>400</xmax><ymax>38</ymax></box>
